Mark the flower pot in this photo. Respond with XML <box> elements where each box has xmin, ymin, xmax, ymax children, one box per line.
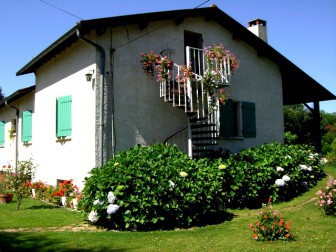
<box><xmin>61</xmin><ymin>196</ymin><xmax>67</xmax><ymax>207</ymax></box>
<box><xmin>72</xmin><ymin>198</ymin><xmax>78</xmax><ymax>209</ymax></box>
<box><xmin>0</xmin><ymin>193</ymin><xmax>14</xmax><ymax>204</ymax></box>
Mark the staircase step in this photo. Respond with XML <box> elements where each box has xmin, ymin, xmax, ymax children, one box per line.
<box><xmin>192</xmin><ymin>136</ymin><xmax>219</xmax><ymax>141</ymax></box>
<box><xmin>191</xmin><ymin>123</ymin><xmax>215</xmax><ymax>129</ymax></box>
<box><xmin>190</xmin><ymin>117</ymin><xmax>208</xmax><ymax>123</ymax></box>
<box><xmin>191</xmin><ymin>130</ymin><xmax>218</xmax><ymax>135</ymax></box>
<box><xmin>193</xmin><ymin>142</ymin><xmax>219</xmax><ymax>146</ymax></box>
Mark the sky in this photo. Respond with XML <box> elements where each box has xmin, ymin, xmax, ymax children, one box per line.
<box><xmin>1</xmin><ymin>0</ymin><xmax>335</xmax><ymax>112</ymax></box>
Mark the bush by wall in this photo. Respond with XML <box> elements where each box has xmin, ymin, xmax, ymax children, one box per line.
<box><xmin>222</xmin><ymin>143</ymin><xmax>326</xmax><ymax>208</ymax></box>
<box><xmin>79</xmin><ymin>144</ymin><xmax>229</xmax><ymax>230</ymax></box>
<box><xmin>79</xmin><ymin>142</ymin><xmax>326</xmax><ymax>230</ymax></box>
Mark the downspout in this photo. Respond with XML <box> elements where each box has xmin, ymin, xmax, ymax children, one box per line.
<box><xmin>76</xmin><ymin>28</ymin><xmax>105</xmax><ymax>167</ymax></box>
<box><xmin>4</xmin><ymin>100</ymin><xmax>19</xmax><ymax>172</ymax></box>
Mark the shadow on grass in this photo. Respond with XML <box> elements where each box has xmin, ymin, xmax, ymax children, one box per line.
<box><xmin>0</xmin><ymin>232</ymin><xmax>131</xmax><ymax>252</ymax></box>
<box><xmin>25</xmin><ymin>204</ymin><xmax>59</xmax><ymax>210</ymax></box>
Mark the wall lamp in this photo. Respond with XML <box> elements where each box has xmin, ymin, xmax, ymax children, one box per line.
<box><xmin>85</xmin><ymin>70</ymin><xmax>95</xmax><ymax>82</ymax></box>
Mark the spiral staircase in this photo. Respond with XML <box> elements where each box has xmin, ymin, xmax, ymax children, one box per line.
<box><xmin>161</xmin><ymin>46</ymin><xmax>232</xmax><ymax>159</ymax></box>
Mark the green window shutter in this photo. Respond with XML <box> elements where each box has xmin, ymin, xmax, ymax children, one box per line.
<box><xmin>22</xmin><ymin>111</ymin><xmax>33</xmax><ymax>142</ymax></box>
<box><xmin>0</xmin><ymin>121</ymin><xmax>5</xmax><ymax>145</ymax></box>
<box><xmin>242</xmin><ymin>101</ymin><xmax>256</xmax><ymax>138</ymax></box>
<box><xmin>56</xmin><ymin>96</ymin><xmax>72</xmax><ymax>137</ymax></box>
<box><xmin>220</xmin><ymin>99</ymin><xmax>233</xmax><ymax>137</ymax></box>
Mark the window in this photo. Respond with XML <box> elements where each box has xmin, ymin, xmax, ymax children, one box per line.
<box><xmin>22</xmin><ymin>111</ymin><xmax>32</xmax><ymax>142</ymax></box>
<box><xmin>220</xmin><ymin>99</ymin><xmax>256</xmax><ymax>138</ymax></box>
<box><xmin>56</xmin><ymin>95</ymin><xmax>72</xmax><ymax>137</ymax></box>
<box><xmin>0</xmin><ymin>121</ymin><xmax>5</xmax><ymax>145</ymax></box>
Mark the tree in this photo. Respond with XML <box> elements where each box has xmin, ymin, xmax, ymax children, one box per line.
<box><xmin>283</xmin><ymin>104</ymin><xmax>314</xmax><ymax>145</ymax></box>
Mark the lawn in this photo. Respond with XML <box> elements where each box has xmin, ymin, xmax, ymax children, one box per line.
<box><xmin>0</xmin><ymin>165</ymin><xmax>335</xmax><ymax>252</ymax></box>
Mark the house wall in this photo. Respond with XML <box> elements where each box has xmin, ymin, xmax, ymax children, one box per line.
<box><xmin>0</xmin><ymin>92</ymin><xmax>35</xmax><ymax>166</ymax></box>
<box><xmin>33</xmin><ymin>40</ymin><xmax>97</xmax><ymax>188</ymax></box>
<box><xmin>98</xmin><ymin>16</ymin><xmax>283</xmax><ymax>155</ymax></box>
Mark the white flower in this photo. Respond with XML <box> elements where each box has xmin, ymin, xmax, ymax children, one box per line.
<box><xmin>275</xmin><ymin>179</ymin><xmax>285</xmax><ymax>187</ymax></box>
<box><xmin>107</xmin><ymin>204</ymin><xmax>119</xmax><ymax>215</ymax></box>
<box><xmin>108</xmin><ymin>191</ymin><xmax>116</xmax><ymax>204</ymax></box>
<box><xmin>285</xmin><ymin>155</ymin><xmax>292</xmax><ymax>159</ymax></box>
<box><xmin>320</xmin><ymin>158</ymin><xmax>328</xmax><ymax>164</ymax></box>
<box><xmin>169</xmin><ymin>180</ymin><xmax>176</xmax><ymax>188</ymax></box>
<box><xmin>93</xmin><ymin>199</ymin><xmax>104</xmax><ymax>205</ymax></box>
<box><xmin>299</xmin><ymin>164</ymin><xmax>308</xmax><ymax>170</ymax></box>
<box><xmin>309</xmin><ymin>153</ymin><xmax>314</xmax><ymax>159</ymax></box>
<box><xmin>180</xmin><ymin>171</ymin><xmax>188</xmax><ymax>178</ymax></box>
<box><xmin>307</xmin><ymin>166</ymin><xmax>312</xmax><ymax>171</ymax></box>
<box><xmin>282</xmin><ymin>175</ymin><xmax>290</xmax><ymax>182</ymax></box>
<box><xmin>276</xmin><ymin>166</ymin><xmax>284</xmax><ymax>172</ymax></box>
<box><xmin>88</xmin><ymin>211</ymin><xmax>99</xmax><ymax>223</ymax></box>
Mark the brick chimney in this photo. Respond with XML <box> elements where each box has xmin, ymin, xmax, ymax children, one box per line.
<box><xmin>248</xmin><ymin>19</ymin><xmax>268</xmax><ymax>43</ymax></box>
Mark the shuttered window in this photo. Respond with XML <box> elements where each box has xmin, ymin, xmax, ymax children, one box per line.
<box><xmin>220</xmin><ymin>100</ymin><xmax>256</xmax><ymax>138</ymax></box>
<box><xmin>22</xmin><ymin>110</ymin><xmax>32</xmax><ymax>142</ymax></box>
<box><xmin>0</xmin><ymin>121</ymin><xmax>5</xmax><ymax>145</ymax></box>
<box><xmin>242</xmin><ymin>102</ymin><xmax>256</xmax><ymax>138</ymax></box>
<box><xmin>56</xmin><ymin>95</ymin><xmax>72</xmax><ymax>137</ymax></box>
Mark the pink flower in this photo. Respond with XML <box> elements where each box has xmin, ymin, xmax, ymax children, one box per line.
<box><xmin>327</xmin><ymin>199</ymin><xmax>333</xmax><ymax>205</ymax></box>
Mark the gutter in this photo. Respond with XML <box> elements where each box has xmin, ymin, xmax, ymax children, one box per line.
<box><xmin>76</xmin><ymin>28</ymin><xmax>105</xmax><ymax>167</ymax></box>
<box><xmin>4</xmin><ymin>100</ymin><xmax>19</xmax><ymax>172</ymax></box>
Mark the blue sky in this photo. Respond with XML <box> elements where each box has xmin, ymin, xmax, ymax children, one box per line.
<box><xmin>1</xmin><ymin>0</ymin><xmax>335</xmax><ymax>112</ymax></box>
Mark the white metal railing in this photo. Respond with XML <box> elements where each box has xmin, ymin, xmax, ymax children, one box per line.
<box><xmin>160</xmin><ymin>46</ymin><xmax>231</xmax><ymax>157</ymax></box>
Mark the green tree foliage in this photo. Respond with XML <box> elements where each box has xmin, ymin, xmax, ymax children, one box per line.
<box><xmin>283</xmin><ymin>104</ymin><xmax>314</xmax><ymax>145</ymax></box>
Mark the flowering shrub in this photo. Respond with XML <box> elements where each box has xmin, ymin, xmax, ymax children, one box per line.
<box><xmin>220</xmin><ymin>143</ymin><xmax>326</xmax><ymax>208</ymax></box>
<box><xmin>140</xmin><ymin>51</ymin><xmax>159</xmax><ymax>78</ymax></box>
<box><xmin>155</xmin><ymin>56</ymin><xmax>173</xmax><ymax>82</ymax></box>
<box><xmin>317</xmin><ymin>179</ymin><xmax>336</xmax><ymax>216</ymax></box>
<box><xmin>79</xmin><ymin>144</ymin><xmax>230</xmax><ymax>230</ymax></box>
<box><xmin>6</xmin><ymin>159</ymin><xmax>36</xmax><ymax>210</ymax></box>
<box><xmin>249</xmin><ymin>200</ymin><xmax>294</xmax><ymax>241</ymax></box>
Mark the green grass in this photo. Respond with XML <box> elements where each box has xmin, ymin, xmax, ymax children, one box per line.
<box><xmin>0</xmin><ymin>166</ymin><xmax>335</xmax><ymax>252</ymax></box>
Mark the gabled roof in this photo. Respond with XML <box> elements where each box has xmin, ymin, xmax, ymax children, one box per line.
<box><xmin>16</xmin><ymin>6</ymin><xmax>335</xmax><ymax>106</ymax></box>
<box><xmin>0</xmin><ymin>85</ymin><xmax>36</xmax><ymax>109</ymax></box>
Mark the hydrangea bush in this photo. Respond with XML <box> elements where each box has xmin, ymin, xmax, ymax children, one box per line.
<box><xmin>79</xmin><ymin>144</ymin><xmax>230</xmax><ymax>230</ymax></box>
<box><xmin>220</xmin><ymin>143</ymin><xmax>326</xmax><ymax>208</ymax></box>
<box><xmin>80</xmin><ymin>142</ymin><xmax>327</xmax><ymax>230</ymax></box>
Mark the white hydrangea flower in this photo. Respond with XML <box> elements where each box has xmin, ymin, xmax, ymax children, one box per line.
<box><xmin>107</xmin><ymin>204</ymin><xmax>119</xmax><ymax>215</ymax></box>
<box><xmin>320</xmin><ymin>158</ymin><xmax>328</xmax><ymax>164</ymax></box>
<box><xmin>282</xmin><ymin>175</ymin><xmax>290</xmax><ymax>182</ymax></box>
<box><xmin>93</xmin><ymin>199</ymin><xmax>104</xmax><ymax>205</ymax></box>
<box><xmin>276</xmin><ymin>166</ymin><xmax>284</xmax><ymax>172</ymax></box>
<box><xmin>169</xmin><ymin>180</ymin><xmax>176</xmax><ymax>188</ymax></box>
<box><xmin>88</xmin><ymin>211</ymin><xmax>99</xmax><ymax>223</ymax></box>
<box><xmin>275</xmin><ymin>179</ymin><xmax>285</xmax><ymax>187</ymax></box>
<box><xmin>299</xmin><ymin>164</ymin><xmax>308</xmax><ymax>170</ymax></box>
<box><xmin>180</xmin><ymin>171</ymin><xmax>188</xmax><ymax>177</ymax></box>
<box><xmin>108</xmin><ymin>191</ymin><xmax>116</xmax><ymax>204</ymax></box>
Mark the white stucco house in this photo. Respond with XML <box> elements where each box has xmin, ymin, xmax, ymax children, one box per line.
<box><xmin>0</xmin><ymin>6</ymin><xmax>335</xmax><ymax>187</ymax></box>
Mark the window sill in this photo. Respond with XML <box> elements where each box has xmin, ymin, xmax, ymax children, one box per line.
<box><xmin>56</xmin><ymin>137</ymin><xmax>72</xmax><ymax>143</ymax></box>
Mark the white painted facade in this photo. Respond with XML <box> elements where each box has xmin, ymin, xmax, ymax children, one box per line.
<box><xmin>1</xmin><ymin>11</ymin><xmax>284</xmax><ymax>187</ymax></box>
